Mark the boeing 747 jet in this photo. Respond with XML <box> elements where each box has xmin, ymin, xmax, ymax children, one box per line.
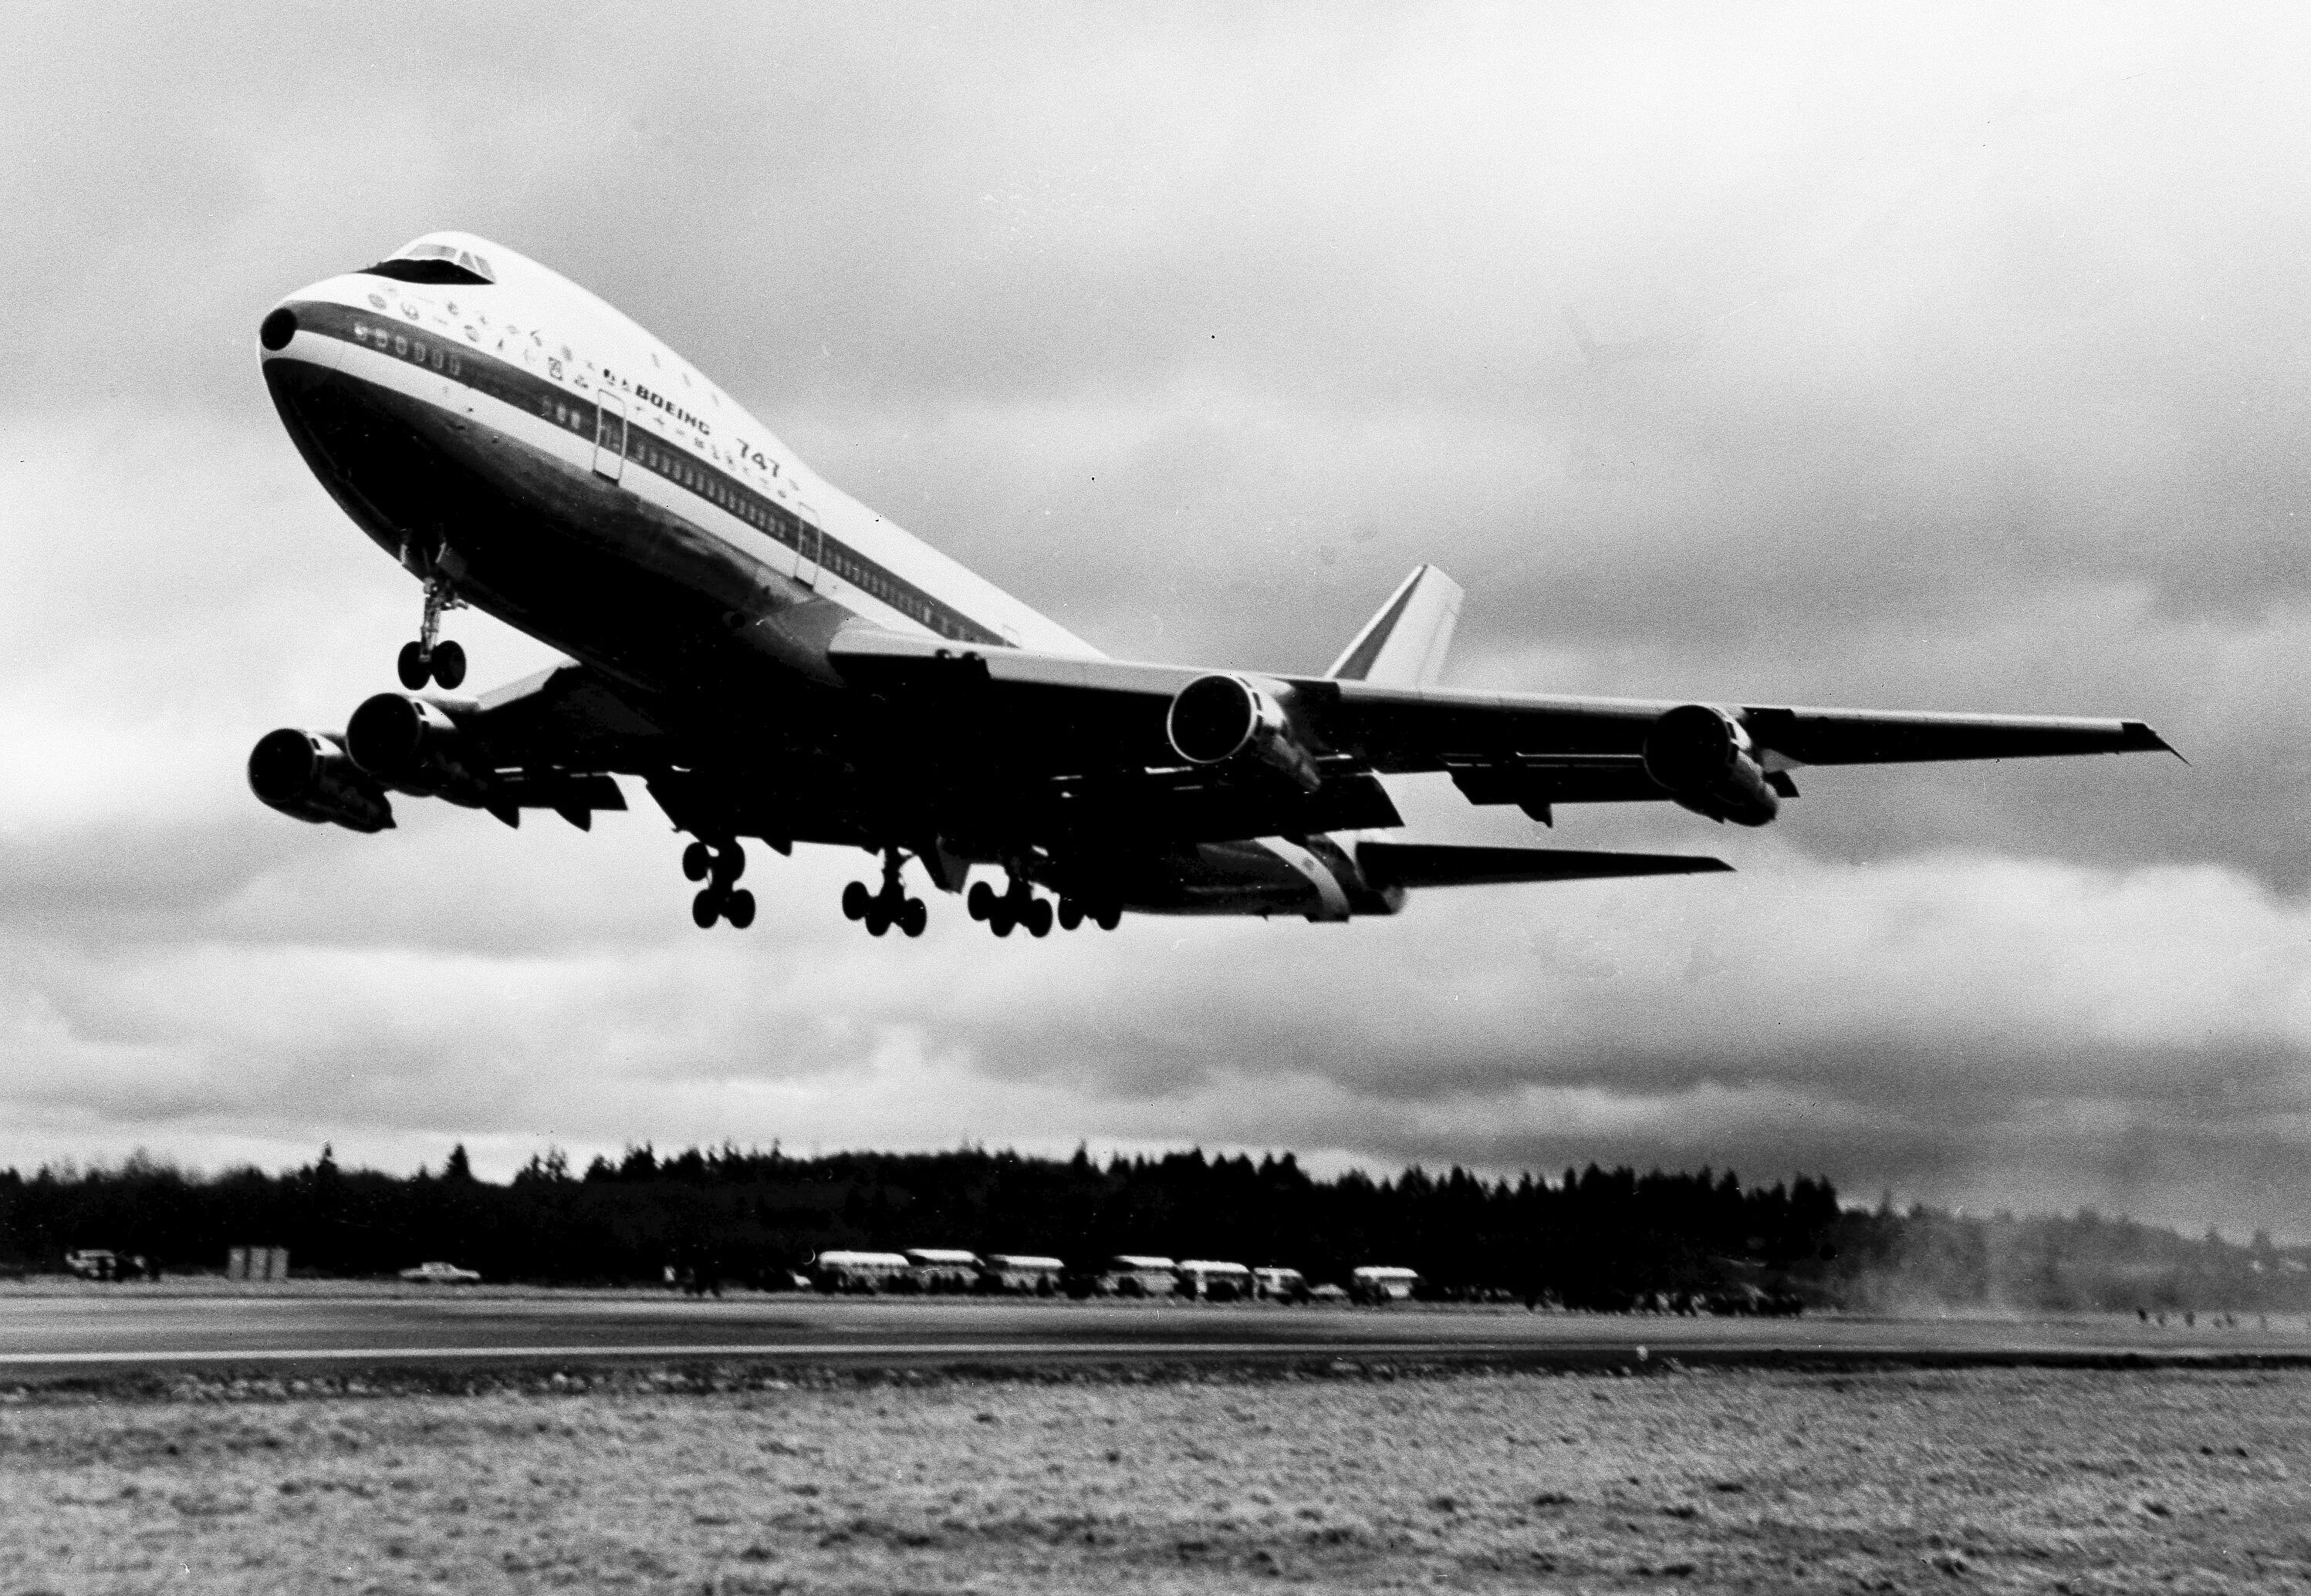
<box><xmin>250</xmin><ymin>233</ymin><xmax>2171</xmax><ymax>936</ymax></box>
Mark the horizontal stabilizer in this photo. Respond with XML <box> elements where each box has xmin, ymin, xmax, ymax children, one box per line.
<box><xmin>1357</xmin><ymin>841</ymin><xmax>1732</xmax><ymax>890</ymax></box>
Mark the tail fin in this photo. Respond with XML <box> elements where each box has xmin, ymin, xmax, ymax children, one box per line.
<box><xmin>1326</xmin><ymin>565</ymin><xmax>1464</xmax><ymax>687</ymax></box>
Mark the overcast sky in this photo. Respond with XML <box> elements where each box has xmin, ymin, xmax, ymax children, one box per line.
<box><xmin>4</xmin><ymin>3</ymin><xmax>2306</xmax><ymax>1240</ymax></box>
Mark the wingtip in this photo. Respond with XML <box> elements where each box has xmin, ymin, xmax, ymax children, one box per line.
<box><xmin>2123</xmin><ymin>720</ymin><xmax>2187</xmax><ymax>765</ymax></box>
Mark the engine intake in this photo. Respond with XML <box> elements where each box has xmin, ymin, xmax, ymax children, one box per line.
<box><xmin>1641</xmin><ymin>704</ymin><xmax>1780</xmax><ymax>826</ymax></box>
<box><xmin>1166</xmin><ymin>674</ymin><xmax>1322</xmax><ymax>791</ymax></box>
<box><xmin>247</xmin><ymin>728</ymin><xmax>395</xmax><ymax>832</ymax></box>
<box><xmin>345</xmin><ymin>693</ymin><xmax>495</xmax><ymax>805</ymax></box>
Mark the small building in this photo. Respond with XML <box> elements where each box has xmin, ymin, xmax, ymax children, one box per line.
<box><xmin>227</xmin><ymin>1247</ymin><xmax>289</xmax><ymax>1282</ymax></box>
<box><xmin>904</xmin><ymin>1248</ymin><xmax>983</xmax><ymax>1291</ymax></box>
<box><xmin>1174</xmin><ymin>1259</ymin><xmax>1253</xmax><ymax>1301</ymax></box>
<box><xmin>1350</xmin><ymin>1265</ymin><xmax>1421</xmax><ymax>1304</ymax></box>
<box><xmin>809</xmin><ymin>1250</ymin><xmax>913</xmax><ymax>1293</ymax></box>
<box><xmin>1252</xmin><ymin>1266</ymin><xmax>1308</xmax><ymax>1301</ymax></box>
<box><xmin>980</xmin><ymin>1254</ymin><xmax>1065</xmax><ymax>1294</ymax></box>
<box><xmin>1102</xmin><ymin>1254</ymin><xmax>1177</xmax><ymax>1297</ymax></box>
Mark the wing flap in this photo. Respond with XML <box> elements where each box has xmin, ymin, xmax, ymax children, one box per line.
<box><xmin>1357</xmin><ymin>841</ymin><xmax>1732</xmax><ymax>889</ymax></box>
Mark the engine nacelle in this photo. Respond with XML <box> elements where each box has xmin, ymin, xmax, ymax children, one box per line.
<box><xmin>345</xmin><ymin>693</ymin><xmax>495</xmax><ymax>805</ymax></box>
<box><xmin>1641</xmin><ymin>703</ymin><xmax>1781</xmax><ymax>826</ymax></box>
<box><xmin>1166</xmin><ymin>673</ymin><xmax>1323</xmax><ymax>791</ymax></box>
<box><xmin>246</xmin><ymin>728</ymin><xmax>396</xmax><ymax>832</ymax></box>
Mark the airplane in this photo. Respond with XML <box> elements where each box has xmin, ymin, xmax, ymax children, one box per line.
<box><xmin>248</xmin><ymin>232</ymin><xmax>2174</xmax><ymax>938</ymax></box>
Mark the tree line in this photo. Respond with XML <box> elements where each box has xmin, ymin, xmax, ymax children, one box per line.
<box><xmin>0</xmin><ymin>1144</ymin><xmax>2299</xmax><ymax>1312</ymax></box>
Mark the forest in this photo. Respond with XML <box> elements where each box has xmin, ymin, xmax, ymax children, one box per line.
<box><xmin>1</xmin><ymin>1143</ymin><xmax>2303</xmax><ymax>1313</ymax></box>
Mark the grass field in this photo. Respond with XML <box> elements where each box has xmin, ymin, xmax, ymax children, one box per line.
<box><xmin>2</xmin><ymin>1364</ymin><xmax>2304</xmax><ymax>1594</ymax></box>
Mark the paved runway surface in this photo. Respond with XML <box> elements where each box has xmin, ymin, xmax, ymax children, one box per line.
<box><xmin>1</xmin><ymin>1290</ymin><xmax>2305</xmax><ymax>1381</ymax></box>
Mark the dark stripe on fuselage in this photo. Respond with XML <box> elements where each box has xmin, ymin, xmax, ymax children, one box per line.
<box><xmin>285</xmin><ymin>298</ymin><xmax>1009</xmax><ymax>650</ymax></box>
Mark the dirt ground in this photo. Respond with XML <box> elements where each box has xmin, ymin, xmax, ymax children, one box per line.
<box><xmin>0</xmin><ymin>1364</ymin><xmax>2304</xmax><ymax>1594</ymax></box>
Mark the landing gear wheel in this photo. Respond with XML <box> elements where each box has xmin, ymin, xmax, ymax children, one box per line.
<box><xmin>683</xmin><ymin>842</ymin><xmax>713</xmax><ymax>882</ymax></box>
<box><xmin>842</xmin><ymin>881</ymin><xmax>871</xmax><ymax>921</ymax></box>
<box><xmin>968</xmin><ymin>881</ymin><xmax>996</xmax><ymax>922</ymax></box>
<box><xmin>724</xmin><ymin>889</ymin><xmax>756</xmax><ymax>930</ymax></box>
<box><xmin>430</xmin><ymin>639</ymin><xmax>467</xmax><ymax>690</ymax></box>
<box><xmin>711</xmin><ymin>844</ymin><xmax>745</xmax><ymax>885</ymax></box>
<box><xmin>397</xmin><ymin>641</ymin><xmax>430</xmax><ymax>690</ymax></box>
<box><xmin>900</xmin><ymin>897</ymin><xmax>927</xmax><ymax>938</ymax></box>
<box><xmin>691</xmin><ymin>888</ymin><xmax>722</xmax><ymax>929</ymax></box>
<box><xmin>1025</xmin><ymin>898</ymin><xmax>1054</xmax><ymax>938</ymax></box>
<box><xmin>1096</xmin><ymin>905</ymin><xmax>1122</xmax><ymax>931</ymax></box>
<box><xmin>867</xmin><ymin>905</ymin><xmax>891</xmax><ymax>936</ymax></box>
<box><xmin>1057</xmin><ymin>898</ymin><xmax>1084</xmax><ymax>932</ymax></box>
<box><xmin>990</xmin><ymin>908</ymin><xmax>1015</xmax><ymax>938</ymax></box>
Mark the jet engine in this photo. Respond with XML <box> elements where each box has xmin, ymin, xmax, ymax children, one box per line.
<box><xmin>246</xmin><ymin>728</ymin><xmax>396</xmax><ymax>832</ymax></box>
<box><xmin>1641</xmin><ymin>704</ymin><xmax>1781</xmax><ymax>826</ymax></box>
<box><xmin>1166</xmin><ymin>673</ymin><xmax>1323</xmax><ymax>791</ymax></box>
<box><xmin>344</xmin><ymin>693</ymin><xmax>496</xmax><ymax>805</ymax></box>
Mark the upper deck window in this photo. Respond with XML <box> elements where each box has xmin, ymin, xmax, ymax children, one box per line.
<box><xmin>360</xmin><ymin>241</ymin><xmax>496</xmax><ymax>287</ymax></box>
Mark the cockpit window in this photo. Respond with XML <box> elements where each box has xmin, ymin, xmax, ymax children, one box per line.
<box><xmin>358</xmin><ymin>241</ymin><xmax>496</xmax><ymax>286</ymax></box>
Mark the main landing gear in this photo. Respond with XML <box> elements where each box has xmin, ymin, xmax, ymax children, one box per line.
<box><xmin>965</xmin><ymin>875</ymin><xmax>1123</xmax><ymax>938</ymax></box>
<box><xmin>683</xmin><ymin>838</ymin><xmax>755</xmax><ymax>930</ymax></box>
<box><xmin>396</xmin><ymin>574</ymin><xmax>468</xmax><ymax>690</ymax></box>
<box><xmin>842</xmin><ymin>850</ymin><xmax>927</xmax><ymax>938</ymax></box>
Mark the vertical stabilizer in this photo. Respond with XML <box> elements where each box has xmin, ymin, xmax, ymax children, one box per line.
<box><xmin>1326</xmin><ymin>565</ymin><xmax>1464</xmax><ymax>687</ymax></box>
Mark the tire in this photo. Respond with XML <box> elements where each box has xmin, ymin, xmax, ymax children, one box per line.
<box><xmin>430</xmin><ymin>639</ymin><xmax>467</xmax><ymax>689</ymax></box>
<box><xmin>682</xmin><ymin>842</ymin><xmax>712</xmax><ymax>882</ymax></box>
<box><xmin>1096</xmin><ymin>905</ymin><xmax>1122</xmax><ymax>931</ymax></box>
<box><xmin>725</xmin><ymin>889</ymin><xmax>756</xmax><ymax>929</ymax></box>
<box><xmin>990</xmin><ymin>910</ymin><xmax>1014</xmax><ymax>938</ymax></box>
<box><xmin>691</xmin><ymin>889</ymin><xmax>721</xmax><ymax>929</ymax></box>
<box><xmin>397</xmin><ymin>641</ymin><xmax>430</xmax><ymax>690</ymax></box>
<box><xmin>1026</xmin><ymin>898</ymin><xmax>1053</xmax><ymax>938</ymax></box>
<box><xmin>867</xmin><ymin>908</ymin><xmax>890</xmax><ymax>936</ymax></box>
<box><xmin>900</xmin><ymin>897</ymin><xmax>927</xmax><ymax>937</ymax></box>
<box><xmin>842</xmin><ymin>881</ymin><xmax>870</xmax><ymax>921</ymax></box>
<box><xmin>714</xmin><ymin>845</ymin><xmax>745</xmax><ymax>884</ymax></box>
<box><xmin>967</xmin><ymin>881</ymin><xmax>995</xmax><ymax>921</ymax></box>
<box><xmin>1057</xmin><ymin>899</ymin><xmax>1084</xmax><ymax>931</ymax></box>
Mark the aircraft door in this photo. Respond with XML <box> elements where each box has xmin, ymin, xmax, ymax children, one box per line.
<box><xmin>593</xmin><ymin>393</ymin><xmax>627</xmax><ymax>482</ymax></box>
<box><xmin>794</xmin><ymin>502</ymin><xmax>820</xmax><ymax>587</ymax></box>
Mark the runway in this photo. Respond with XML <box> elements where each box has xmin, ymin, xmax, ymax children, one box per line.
<box><xmin>1</xmin><ymin>1289</ymin><xmax>2305</xmax><ymax>1382</ymax></box>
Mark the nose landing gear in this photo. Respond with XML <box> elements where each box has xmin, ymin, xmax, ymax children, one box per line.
<box><xmin>397</xmin><ymin>572</ymin><xmax>468</xmax><ymax>690</ymax></box>
<box><xmin>684</xmin><ymin>838</ymin><xmax>754</xmax><ymax>929</ymax></box>
<box><xmin>843</xmin><ymin>849</ymin><xmax>927</xmax><ymax>937</ymax></box>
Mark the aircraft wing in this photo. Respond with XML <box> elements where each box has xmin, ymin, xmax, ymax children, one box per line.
<box><xmin>370</xmin><ymin>662</ymin><xmax>672</xmax><ymax>827</ymax></box>
<box><xmin>455</xmin><ymin>661</ymin><xmax>674</xmax><ymax>773</ymax></box>
<box><xmin>1357</xmin><ymin>842</ymin><xmax>1732</xmax><ymax>889</ymax></box>
<box><xmin>826</xmin><ymin>628</ymin><xmax>2174</xmax><ymax>791</ymax></box>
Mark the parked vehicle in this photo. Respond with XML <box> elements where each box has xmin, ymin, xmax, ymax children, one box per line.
<box><xmin>1306</xmin><ymin>1283</ymin><xmax>1351</xmax><ymax>1304</ymax></box>
<box><xmin>1253</xmin><ymin>1266</ymin><xmax>1309</xmax><ymax>1302</ymax></box>
<box><xmin>398</xmin><ymin>1260</ymin><xmax>481</xmax><ymax>1284</ymax></box>
<box><xmin>904</xmin><ymin>1248</ymin><xmax>983</xmax><ymax>1292</ymax></box>
<box><xmin>64</xmin><ymin>1249</ymin><xmax>120</xmax><ymax>1281</ymax></box>
<box><xmin>979</xmin><ymin>1254</ymin><xmax>1065</xmax><ymax>1294</ymax></box>
<box><xmin>1099</xmin><ymin>1254</ymin><xmax>1178</xmax><ymax>1297</ymax></box>
<box><xmin>1174</xmin><ymin>1260</ymin><xmax>1253</xmax><ymax>1301</ymax></box>
<box><xmin>1350</xmin><ymin>1265</ymin><xmax>1422</xmax><ymax>1304</ymax></box>
<box><xmin>809</xmin><ymin>1250</ymin><xmax>913</xmax><ymax>1294</ymax></box>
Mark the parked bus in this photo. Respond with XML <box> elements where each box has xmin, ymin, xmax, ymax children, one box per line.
<box><xmin>1350</xmin><ymin>1265</ymin><xmax>1422</xmax><ymax>1304</ymax></box>
<box><xmin>1100</xmin><ymin>1254</ymin><xmax>1178</xmax><ymax>1297</ymax></box>
<box><xmin>1174</xmin><ymin>1260</ymin><xmax>1253</xmax><ymax>1301</ymax></box>
<box><xmin>979</xmin><ymin>1254</ymin><xmax>1065</xmax><ymax>1294</ymax></box>
<box><xmin>809</xmin><ymin>1250</ymin><xmax>912</xmax><ymax>1294</ymax></box>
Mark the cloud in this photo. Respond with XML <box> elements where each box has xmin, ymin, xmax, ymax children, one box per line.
<box><xmin>0</xmin><ymin>3</ymin><xmax>2306</xmax><ymax>1238</ymax></box>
